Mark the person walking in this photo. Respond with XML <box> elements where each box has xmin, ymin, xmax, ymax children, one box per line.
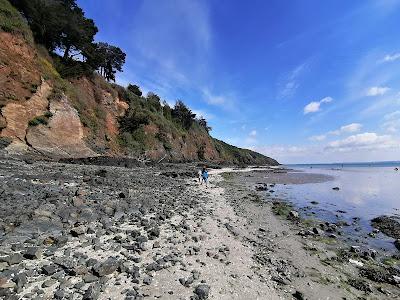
<box><xmin>197</xmin><ymin>169</ymin><xmax>202</xmax><ymax>183</ymax></box>
<box><xmin>201</xmin><ymin>166</ymin><xmax>209</xmax><ymax>188</ymax></box>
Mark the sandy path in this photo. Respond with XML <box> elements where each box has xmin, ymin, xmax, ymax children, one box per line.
<box><xmin>137</xmin><ymin>172</ymin><xmax>282</xmax><ymax>299</ymax></box>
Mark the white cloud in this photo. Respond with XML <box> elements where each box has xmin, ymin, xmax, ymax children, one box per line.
<box><xmin>303</xmin><ymin>97</ymin><xmax>333</xmax><ymax>114</ymax></box>
<box><xmin>328</xmin><ymin>123</ymin><xmax>362</xmax><ymax>135</ymax></box>
<box><xmin>382</xmin><ymin>110</ymin><xmax>400</xmax><ymax>133</ymax></box>
<box><xmin>202</xmin><ymin>88</ymin><xmax>227</xmax><ymax>105</ymax></box>
<box><xmin>249</xmin><ymin>130</ymin><xmax>257</xmax><ymax>137</ymax></box>
<box><xmin>325</xmin><ymin>132</ymin><xmax>398</xmax><ymax>151</ymax></box>
<box><xmin>309</xmin><ymin>135</ymin><xmax>326</xmax><ymax>142</ymax></box>
<box><xmin>366</xmin><ymin>86</ymin><xmax>390</xmax><ymax>96</ymax></box>
<box><xmin>309</xmin><ymin>123</ymin><xmax>362</xmax><ymax>142</ymax></box>
<box><xmin>382</xmin><ymin>53</ymin><xmax>400</xmax><ymax>62</ymax></box>
<box><xmin>340</xmin><ymin>123</ymin><xmax>363</xmax><ymax>133</ymax></box>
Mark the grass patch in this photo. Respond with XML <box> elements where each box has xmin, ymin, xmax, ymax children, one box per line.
<box><xmin>28</xmin><ymin>112</ymin><xmax>52</xmax><ymax>126</ymax></box>
<box><xmin>0</xmin><ymin>0</ymin><xmax>32</xmax><ymax>41</ymax></box>
<box><xmin>382</xmin><ymin>257</ymin><xmax>400</xmax><ymax>266</ymax></box>
<box><xmin>314</xmin><ymin>236</ymin><xmax>338</xmax><ymax>245</ymax></box>
<box><xmin>221</xmin><ymin>172</ymin><xmax>235</xmax><ymax>180</ymax></box>
<box><xmin>271</xmin><ymin>201</ymin><xmax>293</xmax><ymax>218</ymax></box>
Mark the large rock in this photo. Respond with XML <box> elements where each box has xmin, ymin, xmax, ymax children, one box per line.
<box><xmin>26</xmin><ymin>95</ymin><xmax>96</xmax><ymax>158</ymax></box>
<box><xmin>194</xmin><ymin>284</ymin><xmax>210</xmax><ymax>299</ymax></box>
<box><xmin>371</xmin><ymin>216</ymin><xmax>400</xmax><ymax>240</ymax></box>
<box><xmin>93</xmin><ymin>258</ymin><xmax>119</xmax><ymax>276</ymax></box>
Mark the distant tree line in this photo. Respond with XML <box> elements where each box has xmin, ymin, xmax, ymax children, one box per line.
<box><xmin>10</xmin><ymin>0</ymin><xmax>125</xmax><ymax>81</ymax></box>
<box><xmin>120</xmin><ymin>85</ymin><xmax>211</xmax><ymax>134</ymax></box>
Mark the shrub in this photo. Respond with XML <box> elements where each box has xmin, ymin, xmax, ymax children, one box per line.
<box><xmin>28</xmin><ymin>115</ymin><xmax>48</xmax><ymax>126</ymax></box>
<box><xmin>127</xmin><ymin>84</ymin><xmax>142</xmax><ymax>96</ymax></box>
<box><xmin>0</xmin><ymin>0</ymin><xmax>32</xmax><ymax>41</ymax></box>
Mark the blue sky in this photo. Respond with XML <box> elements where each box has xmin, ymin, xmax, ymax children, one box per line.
<box><xmin>78</xmin><ymin>0</ymin><xmax>400</xmax><ymax>163</ymax></box>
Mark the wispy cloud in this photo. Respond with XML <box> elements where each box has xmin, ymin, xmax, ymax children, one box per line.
<box><xmin>309</xmin><ymin>135</ymin><xmax>326</xmax><ymax>142</ymax></box>
<box><xmin>303</xmin><ymin>97</ymin><xmax>333</xmax><ymax>114</ymax></box>
<box><xmin>201</xmin><ymin>87</ymin><xmax>236</xmax><ymax>111</ymax></box>
<box><xmin>278</xmin><ymin>62</ymin><xmax>309</xmax><ymax>99</ymax></box>
<box><xmin>309</xmin><ymin>123</ymin><xmax>362</xmax><ymax>142</ymax></box>
<box><xmin>382</xmin><ymin>110</ymin><xmax>400</xmax><ymax>133</ymax></box>
<box><xmin>329</xmin><ymin>123</ymin><xmax>362</xmax><ymax>135</ymax></box>
<box><xmin>365</xmin><ymin>86</ymin><xmax>390</xmax><ymax>96</ymax></box>
<box><xmin>121</xmin><ymin>0</ymin><xmax>212</xmax><ymax>100</ymax></box>
<box><xmin>382</xmin><ymin>52</ymin><xmax>400</xmax><ymax>62</ymax></box>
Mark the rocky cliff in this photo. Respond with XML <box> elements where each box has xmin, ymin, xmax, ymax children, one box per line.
<box><xmin>0</xmin><ymin>1</ymin><xmax>278</xmax><ymax>165</ymax></box>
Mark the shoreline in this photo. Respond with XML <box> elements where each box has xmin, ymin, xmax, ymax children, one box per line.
<box><xmin>0</xmin><ymin>159</ymin><xmax>399</xmax><ymax>299</ymax></box>
<box><xmin>218</xmin><ymin>168</ymin><xmax>400</xmax><ymax>299</ymax></box>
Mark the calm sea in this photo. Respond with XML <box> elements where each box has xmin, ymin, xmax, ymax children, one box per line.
<box><xmin>271</xmin><ymin>162</ymin><xmax>400</xmax><ymax>251</ymax></box>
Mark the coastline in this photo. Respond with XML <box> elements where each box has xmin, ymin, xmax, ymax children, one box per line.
<box><xmin>0</xmin><ymin>159</ymin><xmax>399</xmax><ymax>299</ymax></box>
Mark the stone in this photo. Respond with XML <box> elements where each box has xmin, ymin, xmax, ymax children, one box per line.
<box><xmin>54</xmin><ymin>289</ymin><xmax>65</xmax><ymax>299</ymax></box>
<box><xmin>371</xmin><ymin>216</ymin><xmax>400</xmax><ymax>240</ymax></box>
<box><xmin>83</xmin><ymin>284</ymin><xmax>101</xmax><ymax>300</ymax></box>
<box><xmin>312</xmin><ymin>227</ymin><xmax>323</xmax><ymax>235</ymax></box>
<box><xmin>42</xmin><ymin>279</ymin><xmax>57</xmax><ymax>288</ymax></box>
<box><xmin>148</xmin><ymin>227</ymin><xmax>160</xmax><ymax>240</ymax></box>
<box><xmin>293</xmin><ymin>291</ymin><xmax>305</xmax><ymax>300</ymax></box>
<box><xmin>2</xmin><ymin>253</ymin><xmax>23</xmax><ymax>265</ymax></box>
<box><xmin>70</xmin><ymin>225</ymin><xmax>87</xmax><ymax>237</ymax></box>
<box><xmin>143</xmin><ymin>276</ymin><xmax>152</xmax><ymax>285</ymax></box>
<box><xmin>93</xmin><ymin>258</ymin><xmax>119</xmax><ymax>276</ymax></box>
<box><xmin>24</xmin><ymin>247</ymin><xmax>42</xmax><ymax>259</ymax></box>
<box><xmin>42</xmin><ymin>264</ymin><xmax>58</xmax><ymax>275</ymax></box>
<box><xmin>0</xmin><ymin>276</ymin><xmax>16</xmax><ymax>289</ymax></box>
<box><xmin>72</xmin><ymin>197</ymin><xmax>84</xmax><ymax>207</ymax></box>
<box><xmin>83</xmin><ymin>274</ymin><xmax>99</xmax><ymax>283</ymax></box>
<box><xmin>288</xmin><ymin>210</ymin><xmax>299</xmax><ymax>219</ymax></box>
<box><xmin>194</xmin><ymin>284</ymin><xmax>210</xmax><ymax>299</ymax></box>
<box><xmin>394</xmin><ymin>239</ymin><xmax>400</xmax><ymax>251</ymax></box>
<box><xmin>13</xmin><ymin>273</ymin><xmax>27</xmax><ymax>288</ymax></box>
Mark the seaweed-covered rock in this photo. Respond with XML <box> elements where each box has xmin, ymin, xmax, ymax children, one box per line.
<box><xmin>371</xmin><ymin>216</ymin><xmax>400</xmax><ymax>240</ymax></box>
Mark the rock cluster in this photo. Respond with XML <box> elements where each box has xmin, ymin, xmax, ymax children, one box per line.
<box><xmin>0</xmin><ymin>158</ymin><xmax>211</xmax><ymax>299</ymax></box>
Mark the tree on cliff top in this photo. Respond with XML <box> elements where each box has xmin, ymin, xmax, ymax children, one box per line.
<box><xmin>93</xmin><ymin>42</ymin><xmax>126</xmax><ymax>82</ymax></box>
<box><xmin>172</xmin><ymin>100</ymin><xmax>196</xmax><ymax>130</ymax></box>
<box><xmin>10</xmin><ymin>0</ymin><xmax>125</xmax><ymax>80</ymax></box>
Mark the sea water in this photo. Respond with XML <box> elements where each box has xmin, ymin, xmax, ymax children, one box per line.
<box><xmin>272</xmin><ymin>162</ymin><xmax>400</xmax><ymax>251</ymax></box>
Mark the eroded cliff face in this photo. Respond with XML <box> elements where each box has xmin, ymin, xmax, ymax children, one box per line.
<box><xmin>25</xmin><ymin>94</ymin><xmax>96</xmax><ymax>158</ymax></box>
<box><xmin>0</xmin><ymin>30</ymin><xmax>278</xmax><ymax>165</ymax></box>
<box><xmin>0</xmin><ymin>28</ymin><xmax>134</xmax><ymax>158</ymax></box>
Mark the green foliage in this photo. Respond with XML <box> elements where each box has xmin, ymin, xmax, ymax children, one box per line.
<box><xmin>119</xmin><ymin>108</ymin><xmax>150</xmax><ymax>133</ymax></box>
<box><xmin>91</xmin><ymin>42</ymin><xmax>126</xmax><ymax>82</ymax></box>
<box><xmin>9</xmin><ymin>0</ymin><xmax>125</xmax><ymax>79</ymax></box>
<box><xmin>28</xmin><ymin>114</ymin><xmax>49</xmax><ymax>126</ymax></box>
<box><xmin>271</xmin><ymin>201</ymin><xmax>293</xmax><ymax>218</ymax></box>
<box><xmin>146</xmin><ymin>92</ymin><xmax>162</xmax><ymax>113</ymax></box>
<box><xmin>118</xmin><ymin>129</ymin><xmax>146</xmax><ymax>152</ymax></box>
<box><xmin>43</xmin><ymin>111</ymin><xmax>53</xmax><ymax>118</ymax></box>
<box><xmin>197</xmin><ymin>116</ymin><xmax>211</xmax><ymax>132</ymax></box>
<box><xmin>127</xmin><ymin>84</ymin><xmax>142</xmax><ymax>96</ymax></box>
<box><xmin>0</xmin><ymin>0</ymin><xmax>31</xmax><ymax>40</ymax></box>
<box><xmin>162</xmin><ymin>101</ymin><xmax>172</xmax><ymax>120</ymax></box>
<box><xmin>172</xmin><ymin>100</ymin><xmax>196</xmax><ymax>130</ymax></box>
